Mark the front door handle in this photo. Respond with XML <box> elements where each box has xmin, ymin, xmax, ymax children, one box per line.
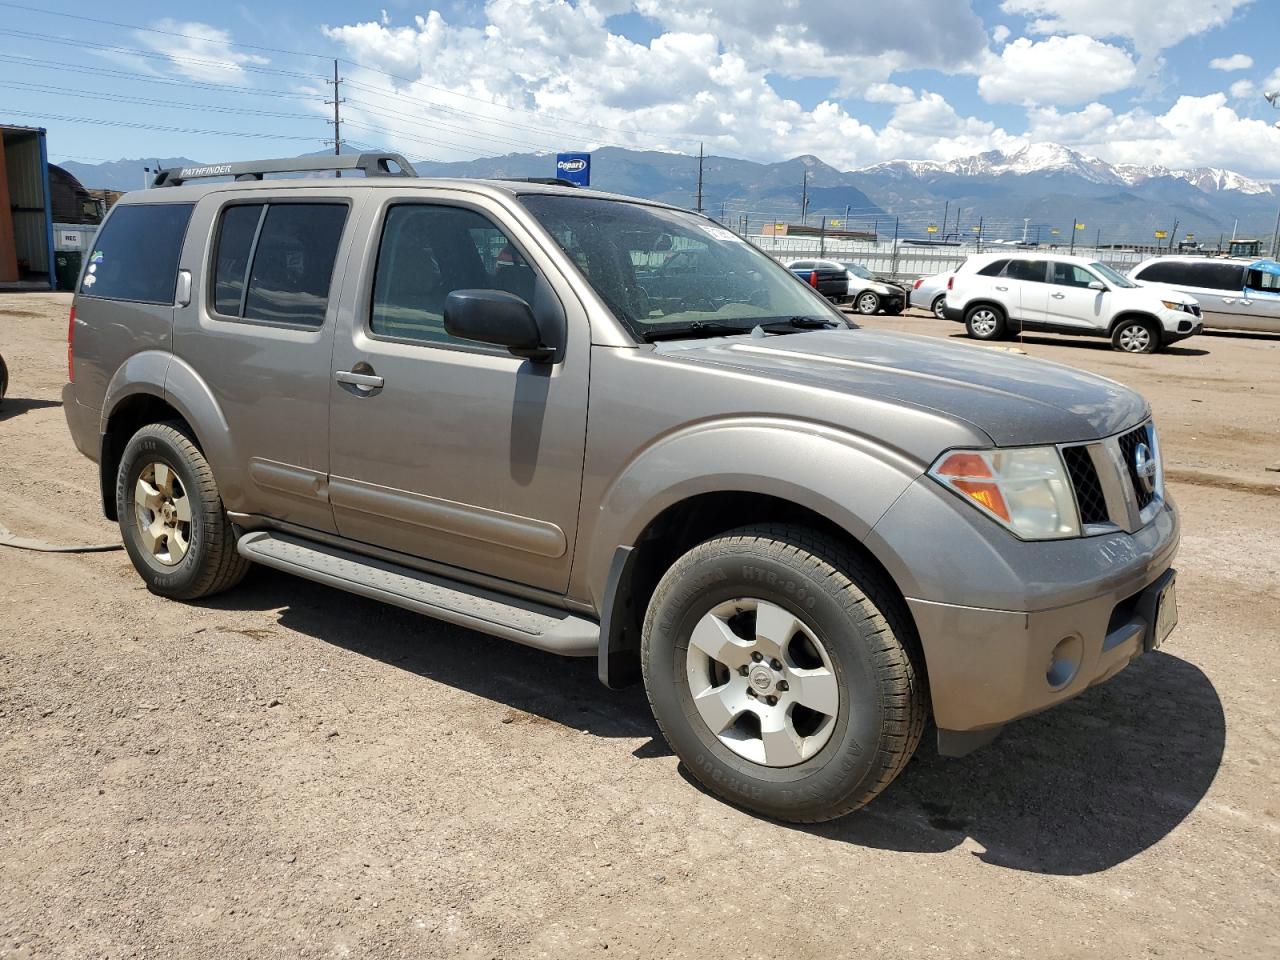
<box><xmin>995</xmin><ymin>285</ymin><xmax>1009</xmax><ymax>291</ymax></box>
<box><xmin>1051</xmin><ymin>292</ymin><xmax>1066</xmax><ymax>299</ymax></box>
<box><xmin>335</xmin><ymin>370</ymin><xmax>385</xmax><ymax>390</ymax></box>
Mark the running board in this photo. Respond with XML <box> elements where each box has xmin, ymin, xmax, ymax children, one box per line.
<box><xmin>236</xmin><ymin>530</ymin><xmax>598</xmax><ymax>656</ymax></box>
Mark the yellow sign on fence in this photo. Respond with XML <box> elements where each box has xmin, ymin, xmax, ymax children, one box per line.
<box><xmin>927</xmin><ymin>225</ymin><xmax>939</xmax><ymax>234</ymax></box>
<box><xmin>1154</xmin><ymin>230</ymin><xmax>1168</xmax><ymax>239</ymax></box>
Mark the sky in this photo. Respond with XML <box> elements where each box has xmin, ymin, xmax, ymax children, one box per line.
<box><xmin>3</xmin><ymin>0</ymin><xmax>1280</xmax><ymax>178</ymax></box>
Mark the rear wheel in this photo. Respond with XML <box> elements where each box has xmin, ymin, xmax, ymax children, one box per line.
<box><xmin>855</xmin><ymin>291</ymin><xmax>881</xmax><ymax>315</ymax></box>
<box><xmin>931</xmin><ymin>295</ymin><xmax>947</xmax><ymax>320</ymax></box>
<box><xmin>641</xmin><ymin>524</ymin><xmax>926</xmax><ymax>822</ymax></box>
<box><xmin>0</xmin><ymin>353</ymin><xmax>7</xmax><ymax>406</ymax></box>
<box><xmin>965</xmin><ymin>304</ymin><xmax>1007</xmax><ymax>340</ymax></box>
<box><xmin>1111</xmin><ymin>318</ymin><xmax>1160</xmax><ymax>354</ymax></box>
<box><xmin>116</xmin><ymin>422</ymin><xmax>249</xmax><ymax>600</ymax></box>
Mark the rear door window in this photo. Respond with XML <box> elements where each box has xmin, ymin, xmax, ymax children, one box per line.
<box><xmin>210</xmin><ymin>202</ymin><xmax>349</xmax><ymax>328</ymax></box>
<box><xmin>80</xmin><ymin>203</ymin><xmax>194</xmax><ymax>304</ymax></box>
<box><xmin>1134</xmin><ymin>261</ymin><xmax>1196</xmax><ymax>286</ymax></box>
<box><xmin>1004</xmin><ymin>260</ymin><xmax>1047</xmax><ymax>283</ymax></box>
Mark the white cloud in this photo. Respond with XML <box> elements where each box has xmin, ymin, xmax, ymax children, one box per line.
<box><xmin>1229</xmin><ymin>79</ymin><xmax>1256</xmax><ymax>98</ymax></box>
<box><xmin>978</xmin><ymin>35</ymin><xmax>1137</xmax><ymax>106</ymax></box>
<box><xmin>1209</xmin><ymin>53</ymin><xmax>1253</xmax><ymax>71</ymax></box>
<box><xmin>322</xmin><ymin>2</ymin><xmax>1021</xmax><ymax>170</ymax></box>
<box><xmin>863</xmin><ymin>83</ymin><xmax>916</xmax><ymax>104</ymax></box>
<box><xmin>136</xmin><ymin>19</ymin><xmax>269</xmax><ymax>82</ymax></box>
<box><xmin>1000</xmin><ymin>0</ymin><xmax>1254</xmax><ymax>58</ymax></box>
<box><xmin>1027</xmin><ymin>94</ymin><xmax>1280</xmax><ymax>176</ymax></box>
<box><xmin>992</xmin><ymin>24</ymin><xmax>1011</xmax><ymax>43</ymax></box>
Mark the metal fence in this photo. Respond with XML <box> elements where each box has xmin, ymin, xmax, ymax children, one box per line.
<box><xmin>747</xmin><ymin>235</ymin><xmax>1151</xmax><ymax>282</ymax></box>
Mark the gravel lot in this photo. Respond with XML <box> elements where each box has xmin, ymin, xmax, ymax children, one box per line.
<box><xmin>1</xmin><ymin>292</ymin><xmax>1277</xmax><ymax>959</ymax></box>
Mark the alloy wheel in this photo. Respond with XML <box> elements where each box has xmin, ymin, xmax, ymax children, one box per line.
<box><xmin>1118</xmin><ymin>324</ymin><xmax>1152</xmax><ymax>352</ymax></box>
<box><xmin>133</xmin><ymin>462</ymin><xmax>192</xmax><ymax>566</ymax></box>
<box><xmin>685</xmin><ymin>598</ymin><xmax>840</xmax><ymax>767</ymax></box>
<box><xmin>969</xmin><ymin>309</ymin><xmax>999</xmax><ymax>337</ymax></box>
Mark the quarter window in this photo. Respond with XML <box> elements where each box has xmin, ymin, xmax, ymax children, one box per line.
<box><xmin>976</xmin><ymin>259</ymin><xmax>1010</xmax><ymax>276</ymax></box>
<box><xmin>1190</xmin><ymin>262</ymin><xmax>1246</xmax><ymax>291</ymax></box>
<box><xmin>370</xmin><ymin>204</ymin><xmax>537</xmax><ymax>349</ymax></box>
<box><xmin>80</xmin><ymin>203</ymin><xmax>193</xmax><ymax>304</ymax></box>
<box><xmin>211</xmin><ymin>202</ymin><xmax>348</xmax><ymax>328</ymax></box>
<box><xmin>1247</xmin><ymin>268</ymin><xmax>1280</xmax><ymax>292</ymax></box>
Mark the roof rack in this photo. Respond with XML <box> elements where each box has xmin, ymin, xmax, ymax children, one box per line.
<box><xmin>498</xmin><ymin>177</ymin><xmax>579</xmax><ymax>187</ymax></box>
<box><xmin>151</xmin><ymin>153</ymin><xmax>417</xmax><ymax>187</ymax></box>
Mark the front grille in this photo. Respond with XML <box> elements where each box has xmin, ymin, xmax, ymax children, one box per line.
<box><xmin>1117</xmin><ymin>425</ymin><xmax>1155</xmax><ymax>510</ymax></box>
<box><xmin>1062</xmin><ymin>445</ymin><xmax>1109</xmax><ymax>525</ymax></box>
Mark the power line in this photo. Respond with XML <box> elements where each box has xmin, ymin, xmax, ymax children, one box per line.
<box><xmin>0</xmin><ymin>80</ymin><xmax>323</xmax><ymax>122</ymax></box>
<box><xmin>0</xmin><ymin>53</ymin><xmax>323</xmax><ymax>99</ymax></box>
<box><xmin>1</xmin><ymin>108</ymin><xmax>323</xmax><ymax>142</ymax></box>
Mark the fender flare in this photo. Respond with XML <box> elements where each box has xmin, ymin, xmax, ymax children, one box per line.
<box><xmin>583</xmin><ymin>417</ymin><xmax>925</xmax><ymax>611</ymax></box>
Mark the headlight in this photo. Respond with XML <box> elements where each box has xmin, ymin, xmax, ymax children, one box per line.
<box><xmin>1161</xmin><ymin>300</ymin><xmax>1184</xmax><ymax>311</ymax></box>
<box><xmin>930</xmin><ymin>447</ymin><xmax>1080</xmax><ymax>540</ymax></box>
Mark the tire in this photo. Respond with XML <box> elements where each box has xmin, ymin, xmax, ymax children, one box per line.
<box><xmin>1111</xmin><ymin>317</ymin><xmax>1160</xmax><ymax>354</ymax></box>
<box><xmin>641</xmin><ymin>523</ymin><xmax>926</xmax><ymax>823</ymax></box>
<box><xmin>116</xmin><ymin>421</ymin><xmax>249</xmax><ymax>600</ymax></box>
<box><xmin>964</xmin><ymin>304</ymin><xmax>1007</xmax><ymax>341</ymax></box>
<box><xmin>0</xmin><ymin>354</ymin><xmax>7</xmax><ymax>406</ymax></box>
<box><xmin>931</xmin><ymin>295</ymin><xmax>946</xmax><ymax>320</ymax></box>
<box><xmin>855</xmin><ymin>291</ymin><xmax>881</xmax><ymax>315</ymax></box>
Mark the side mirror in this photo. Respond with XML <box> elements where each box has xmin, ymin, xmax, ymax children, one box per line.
<box><xmin>1088</xmin><ymin>280</ymin><xmax>1106</xmax><ymax>291</ymax></box>
<box><xmin>444</xmin><ymin>289</ymin><xmax>555</xmax><ymax>362</ymax></box>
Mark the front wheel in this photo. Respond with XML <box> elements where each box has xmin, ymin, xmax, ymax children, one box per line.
<box><xmin>116</xmin><ymin>422</ymin><xmax>249</xmax><ymax>600</ymax></box>
<box><xmin>855</xmin><ymin>291</ymin><xmax>881</xmax><ymax>315</ymax></box>
<box><xmin>641</xmin><ymin>524</ymin><xmax>926</xmax><ymax>822</ymax></box>
<box><xmin>1111</xmin><ymin>318</ymin><xmax>1160</xmax><ymax>354</ymax></box>
<box><xmin>965</xmin><ymin>304</ymin><xmax>1007</xmax><ymax>340</ymax></box>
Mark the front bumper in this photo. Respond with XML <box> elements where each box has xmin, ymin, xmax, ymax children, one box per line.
<box><xmin>866</xmin><ymin>477</ymin><xmax>1180</xmax><ymax>746</ymax></box>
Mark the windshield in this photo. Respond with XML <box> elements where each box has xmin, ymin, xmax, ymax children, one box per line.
<box><xmin>838</xmin><ymin>262</ymin><xmax>875</xmax><ymax>280</ymax></box>
<box><xmin>1091</xmin><ymin>262</ymin><xmax>1137</xmax><ymax>288</ymax></box>
<box><xmin>519</xmin><ymin>194</ymin><xmax>845</xmax><ymax>340</ymax></box>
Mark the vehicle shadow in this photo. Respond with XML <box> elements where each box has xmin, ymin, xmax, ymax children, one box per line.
<box><xmin>203</xmin><ymin>570</ymin><xmax>1223</xmax><ymax>875</ymax></box>
<box><xmin>198</xmin><ymin>567</ymin><xmax>668</xmax><ymax>750</ymax></box>
<box><xmin>947</xmin><ymin>332</ymin><xmax>1211</xmax><ymax>356</ymax></box>
<box><xmin>806</xmin><ymin>650</ymin><xmax>1224</xmax><ymax>875</ymax></box>
<box><xmin>0</xmin><ymin>397</ymin><xmax>62</xmax><ymax>422</ymax></box>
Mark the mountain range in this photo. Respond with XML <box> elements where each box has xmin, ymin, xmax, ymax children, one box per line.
<box><xmin>59</xmin><ymin>142</ymin><xmax>1279</xmax><ymax>246</ymax></box>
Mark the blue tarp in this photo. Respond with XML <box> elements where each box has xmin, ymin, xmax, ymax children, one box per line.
<box><xmin>1246</xmin><ymin>259</ymin><xmax>1280</xmax><ymax>278</ymax></box>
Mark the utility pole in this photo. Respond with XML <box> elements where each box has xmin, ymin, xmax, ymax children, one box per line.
<box><xmin>800</xmin><ymin>170</ymin><xmax>809</xmax><ymax>225</ymax></box>
<box><xmin>695</xmin><ymin>143</ymin><xmax>704</xmax><ymax>213</ymax></box>
<box><xmin>942</xmin><ymin>200</ymin><xmax>950</xmax><ymax>241</ymax></box>
<box><xmin>1271</xmin><ymin>203</ymin><xmax>1280</xmax><ymax>258</ymax></box>
<box><xmin>1095</xmin><ymin>228</ymin><xmax>1100</xmax><ymax>250</ymax></box>
<box><xmin>1167</xmin><ymin>218</ymin><xmax>1179</xmax><ymax>252</ymax></box>
<box><xmin>976</xmin><ymin>216</ymin><xmax>984</xmax><ymax>254</ymax></box>
<box><xmin>819</xmin><ymin>215</ymin><xmax>827</xmax><ymax>257</ymax></box>
<box><xmin>326</xmin><ymin>59</ymin><xmax>345</xmax><ymax>176</ymax></box>
<box><xmin>1069</xmin><ymin>213</ymin><xmax>1078</xmax><ymax>254</ymax></box>
<box><xmin>1022</xmin><ymin>218</ymin><xmax>1030</xmax><ymax>244</ymax></box>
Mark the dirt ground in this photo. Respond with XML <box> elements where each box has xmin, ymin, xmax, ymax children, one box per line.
<box><xmin>1</xmin><ymin>292</ymin><xmax>1277</xmax><ymax>959</ymax></box>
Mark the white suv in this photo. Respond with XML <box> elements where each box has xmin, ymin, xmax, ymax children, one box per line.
<box><xmin>943</xmin><ymin>253</ymin><xmax>1203</xmax><ymax>353</ymax></box>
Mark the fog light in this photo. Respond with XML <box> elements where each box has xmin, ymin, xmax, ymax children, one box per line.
<box><xmin>1046</xmin><ymin>636</ymin><xmax>1083</xmax><ymax>690</ymax></box>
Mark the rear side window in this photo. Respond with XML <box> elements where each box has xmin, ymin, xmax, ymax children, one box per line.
<box><xmin>1190</xmin><ymin>262</ymin><xmax>1246</xmax><ymax>291</ymax></box>
<box><xmin>210</xmin><ymin>202</ymin><xmax>348</xmax><ymax>328</ymax></box>
<box><xmin>80</xmin><ymin>203</ymin><xmax>193</xmax><ymax>304</ymax></box>
<box><xmin>976</xmin><ymin>259</ymin><xmax>1009</xmax><ymax>276</ymax></box>
<box><xmin>1247</xmin><ymin>268</ymin><xmax>1280</xmax><ymax>292</ymax></box>
<box><xmin>1005</xmin><ymin>260</ymin><xmax>1047</xmax><ymax>283</ymax></box>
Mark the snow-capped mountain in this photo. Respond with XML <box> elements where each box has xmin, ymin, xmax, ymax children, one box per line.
<box><xmin>858</xmin><ymin>143</ymin><xmax>1274</xmax><ymax>197</ymax></box>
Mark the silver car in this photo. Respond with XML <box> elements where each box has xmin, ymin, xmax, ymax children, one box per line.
<box><xmin>62</xmin><ymin>152</ymin><xmax>1180</xmax><ymax>822</ymax></box>
<box><xmin>785</xmin><ymin>258</ymin><xmax>906</xmax><ymax>314</ymax></box>
<box><xmin>908</xmin><ymin>271</ymin><xmax>952</xmax><ymax>319</ymax></box>
<box><xmin>1129</xmin><ymin>256</ymin><xmax>1280</xmax><ymax>333</ymax></box>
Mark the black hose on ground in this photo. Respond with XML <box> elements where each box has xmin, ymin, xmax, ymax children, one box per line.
<box><xmin>0</xmin><ymin>519</ymin><xmax>122</xmax><ymax>553</ymax></box>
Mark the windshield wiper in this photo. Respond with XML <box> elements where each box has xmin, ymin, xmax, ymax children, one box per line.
<box><xmin>756</xmin><ymin>316</ymin><xmax>839</xmax><ymax>331</ymax></box>
<box><xmin>640</xmin><ymin>319</ymin><xmax>756</xmax><ymax>342</ymax></box>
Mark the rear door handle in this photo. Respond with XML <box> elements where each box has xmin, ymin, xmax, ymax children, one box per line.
<box><xmin>995</xmin><ymin>285</ymin><xmax>1009</xmax><ymax>291</ymax></box>
<box><xmin>335</xmin><ymin>370</ymin><xmax>385</xmax><ymax>390</ymax></box>
<box><xmin>1051</xmin><ymin>292</ymin><xmax>1066</xmax><ymax>299</ymax></box>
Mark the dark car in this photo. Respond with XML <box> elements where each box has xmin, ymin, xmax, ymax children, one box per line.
<box><xmin>0</xmin><ymin>352</ymin><xmax>7</xmax><ymax>407</ymax></box>
<box><xmin>786</xmin><ymin>260</ymin><xmax>848</xmax><ymax>302</ymax></box>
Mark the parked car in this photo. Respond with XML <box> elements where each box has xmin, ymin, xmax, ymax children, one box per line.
<box><xmin>785</xmin><ymin>259</ymin><xmax>906</xmax><ymax>314</ymax></box>
<box><xmin>1129</xmin><ymin>256</ymin><xmax>1280</xmax><ymax>334</ymax></box>
<box><xmin>63</xmin><ymin>153</ymin><xmax>1181</xmax><ymax>822</ymax></box>
<box><xmin>944</xmin><ymin>253</ymin><xmax>1203</xmax><ymax>353</ymax></box>
<box><xmin>784</xmin><ymin>259</ymin><xmax>848</xmax><ymax>302</ymax></box>
<box><xmin>908</xmin><ymin>272</ymin><xmax>952</xmax><ymax>319</ymax></box>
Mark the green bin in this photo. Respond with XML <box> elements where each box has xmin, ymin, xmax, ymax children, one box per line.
<box><xmin>54</xmin><ymin>251</ymin><xmax>83</xmax><ymax>292</ymax></box>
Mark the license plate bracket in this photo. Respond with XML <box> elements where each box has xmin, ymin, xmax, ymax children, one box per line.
<box><xmin>1150</xmin><ymin>576</ymin><xmax>1178</xmax><ymax>651</ymax></box>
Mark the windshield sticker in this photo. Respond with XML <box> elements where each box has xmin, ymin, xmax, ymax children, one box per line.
<box><xmin>700</xmin><ymin>224</ymin><xmax>744</xmax><ymax>243</ymax></box>
<box><xmin>89</xmin><ymin>250</ymin><xmax>104</xmax><ymax>264</ymax></box>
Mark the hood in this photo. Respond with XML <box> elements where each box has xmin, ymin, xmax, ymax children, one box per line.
<box><xmin>658</xmin><ymin>328</ymin><xmax>1149</xmax><ymax>446</ymax></box>
<box><xmin>1129</xmin><ymin>280</ymin><xmax>1201</xmax><ymax>304</ymax></box>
